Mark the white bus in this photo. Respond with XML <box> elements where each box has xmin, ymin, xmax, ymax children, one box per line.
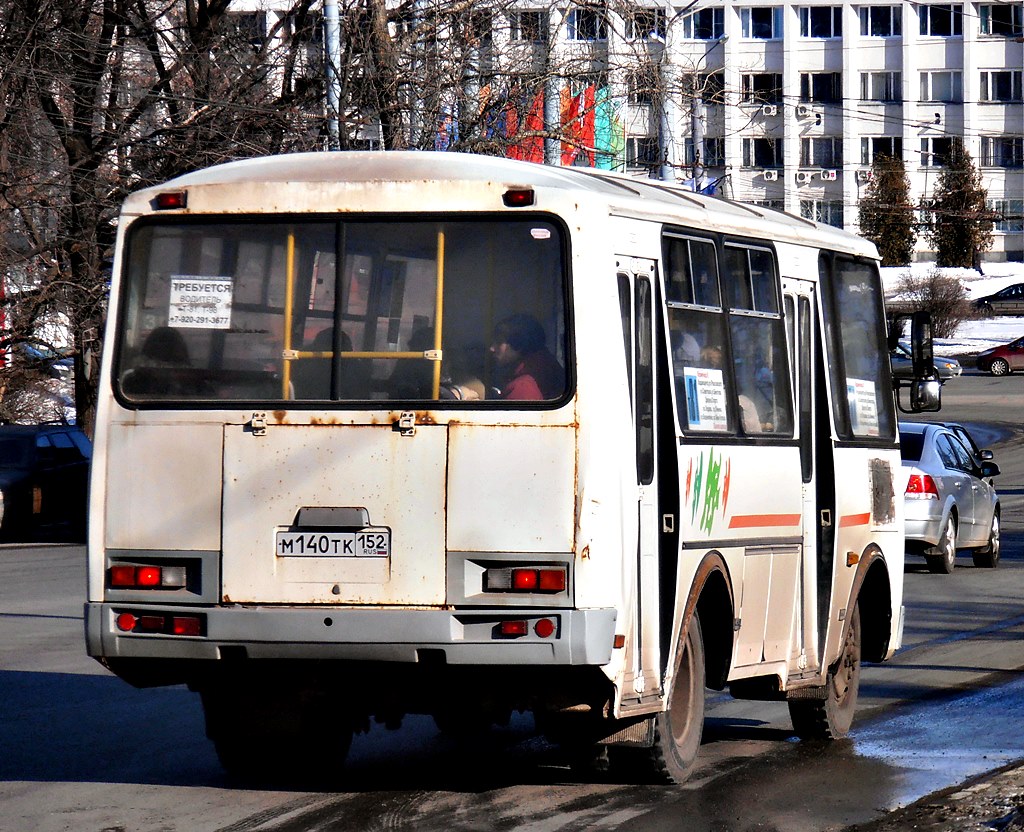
<box><xmin>85</xmin><ymin>152</ymin><xmax>935</xmax><ymax>784</ymax></box>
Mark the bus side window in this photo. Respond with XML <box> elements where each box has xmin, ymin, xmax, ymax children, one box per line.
<box><xmin>723</xmin><ymin>245</ymin><xmax>793</xmax><ymax>436</ymax></box>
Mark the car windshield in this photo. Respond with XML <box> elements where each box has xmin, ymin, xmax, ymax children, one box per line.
<box><xmin>899</xmin><ymin>430</ymin><xmax>924</xmax><ymax>461</ymax></box>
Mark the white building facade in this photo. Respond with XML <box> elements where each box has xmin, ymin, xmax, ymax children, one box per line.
<box><xmin>225</xmin><ymin>0</ymin><xmax>1024</xmax><ymax>261</ymax></box>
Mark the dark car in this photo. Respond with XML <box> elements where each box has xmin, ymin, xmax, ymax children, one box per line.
<box><xmin>974</xmin><ymin>283</ymin><xmax>1024</xmax><ymax>316</ymax></box>
<box><xmin>976</xmin><ymin>335</ymin><xmax>1024</xmax><ymax>376</ymax></box>
<box><xmin>900</xmin><ymin>422</ymin><xmax>1000</xmax><ymax>574</ymax></box>
<box><xmin>889</xmin><ymin>343</ymin><xmax>962</xmax><ymax>380</ymax></box>
<box><xmin>0</xmin><ymin>424</ymin><xmax>91</xmax><ymax>542</ymax></box>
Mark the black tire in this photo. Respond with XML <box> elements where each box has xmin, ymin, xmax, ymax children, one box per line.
<box><xmin>990</xmin><ymin>358</ymin><xmax>1011</xmax><ymax>376</ymax></box>
<box><xmin>973</xmin><ymin>509</ymin><xmax>1001</xmax><ymax>569</ymax></box>
<box><xmin>978</xmin><ymin>303</ymin><xmax>994</xmax><ymax>318</ymax></box>
<box><xmin>647</xmin><ymin>614</ymin><xmax>706</xmax><ymax>784</ymax></box>
<box><xmin>925</xmin><ymin>515</ymin><xmax>957</xmax><ymax>574</ymax></box>
<box><xmin>202</xmin><ymin>686</ymin><xmax>351</xmax><ymax>786</ymax></box>
<box><xmin>789</xmin><ymin>603</ymin><xmax>861</xmax><ymax>740</ymax></box>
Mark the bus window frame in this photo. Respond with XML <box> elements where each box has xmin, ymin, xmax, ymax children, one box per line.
<box><xmin>817</xmin><ymin>251</ymin><xmax>897</xmax><ymax>446</ymax></box>
<box><xmin>663</xmin><ymin>227</ymin><xmax>795</xmax><ymax>442</ymax></box>
<box><xmin>111</xmin><ymin>211</ymin><xmax>577</xmax><ymax>412</ymax></box>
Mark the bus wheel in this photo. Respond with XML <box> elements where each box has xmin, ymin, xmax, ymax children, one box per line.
<box><xmin>789</xmin><ymin>604</ymin><xmax>861</xmax><ymax>740</ymax></box>
<box><xmin>201</xmin><ymin>686</ymin><xmax>351</xmax><ymax>786</ymax></box>
<box><xmin>648</xmin><ymin>614</ymin><xmax>705</xmax><ymax>784</ymax></box>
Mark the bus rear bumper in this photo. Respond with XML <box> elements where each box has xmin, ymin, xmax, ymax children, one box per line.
<box><xmin>84</xmin><ymin>602</ymin><xmax>618</xmax><ymax>666</ymax></box>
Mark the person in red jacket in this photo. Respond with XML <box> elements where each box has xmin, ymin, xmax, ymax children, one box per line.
<box><xmin>490</xmin><ymin>313</ymin><xmax>564</xmax><ymax>400</ymax></box>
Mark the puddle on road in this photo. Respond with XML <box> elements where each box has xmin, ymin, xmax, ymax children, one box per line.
<box><xmin>852</xmin><ymin>674</ymin><xmax>1024</xmax><ymax>807</ymax></box>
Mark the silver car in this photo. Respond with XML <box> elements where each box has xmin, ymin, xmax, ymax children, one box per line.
<box><xmin>900</xmin><ymin>422</ymin><xmax>1001</xmax><ymax>573</ymax></box>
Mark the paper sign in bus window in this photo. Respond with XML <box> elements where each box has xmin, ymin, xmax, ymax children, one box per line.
<box><xmin>684</xmin><ymin>366</ymin><xmax>728</xmax><ymax>431</ymax></box>
<box><xmin>847</xmin><ymin>377</ymin><xmax>880</xmax><ymax>436</ymax></box>
<box><xmin>168</xmin><ymin>276</ymin><xmax>234</xmax><ymax>329</ymax></box>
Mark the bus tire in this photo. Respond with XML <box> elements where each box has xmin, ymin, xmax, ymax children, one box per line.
<box><xmin>201</xmin><ymin>686</ymin><xmax>351</xmax><ymax>786</ymax></box>
<box><xmin>648</xmin><ymin>613</ymin><xmax>705</xmax><ymax>784</ymax></box>
<box><xmin>789</xmin><ymin>603</ymin><xmax>860</xmax><ymax>740</ymax></box>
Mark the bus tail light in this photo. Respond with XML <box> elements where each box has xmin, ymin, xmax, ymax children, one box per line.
<box><xmin>485</xmin><ymin>566</ymin><xmax>567</xmax><ymax>593</ymax></box>
<box><xmin>108</xmin><ymin>564</ymin><xmax>188</xmax><ymax>589</ymax></box>
<box><xmin>154</xmin><ymin>190</ymin><xmax>187</xmax><ymax>210</ymax></box>
<box><xmin>115</xmin><ymin>611</ymin><xmax>204</xmax><ymax>636</ymax></box>
<box><xmin>906</xmin><ymin>473</ymin><xmax>939</xmax><ymax>500</ymax></box>
<box><xmin>499</xmin><ymin>620</ymin><xmax>529</xmax><ymax>637</ymax></box>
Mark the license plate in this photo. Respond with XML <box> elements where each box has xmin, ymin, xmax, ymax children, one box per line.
<box><xmin>275</xmin><ymin>529</ymin><xmax>390</xmax><ymax>558</ymax></box>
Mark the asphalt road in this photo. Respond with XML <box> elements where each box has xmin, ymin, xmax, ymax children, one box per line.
<box><xmin>2</xmin><ymin>369</ymin><xmax>1024</xmax><ymax>832</ymax></box>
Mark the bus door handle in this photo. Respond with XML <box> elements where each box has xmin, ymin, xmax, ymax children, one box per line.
<box><xmin>820</xmin><ymin>509</ymin><xmax>832</xmax><ymax>528</ymax></box>
<box><xmin>248</xmin><ymin>412</ymin><xmax>267</xmax><ymax>436</ymax></box>
<box><xmin>662</xmin><ymin>514</ymin><xmax>676</xmax><ymax>533</ymax></box>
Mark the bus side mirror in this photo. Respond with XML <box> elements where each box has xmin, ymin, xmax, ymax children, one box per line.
<box><xmin>910</xmin><ymin>378</ymin><xmax>941</xmax><ymax>412</ymax></box>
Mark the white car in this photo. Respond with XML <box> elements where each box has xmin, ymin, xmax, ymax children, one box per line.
<box><xmin>900</xmin><ymin>421</ymin><xmax>1001</xmax><ymax>573</ymax></box>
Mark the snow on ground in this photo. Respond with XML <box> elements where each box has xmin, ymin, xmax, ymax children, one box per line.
<box><xmin>881</xmin><ymin>262</ymin><xmax>1024</xmax><ymax>357</ymax></box>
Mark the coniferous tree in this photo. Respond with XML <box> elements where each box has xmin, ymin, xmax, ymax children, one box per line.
<box><xmin>924</xmin><ymin>140</ymin><xmax>994</xmax><ymax>270</ymax></box>
<box><xmin>857</xmin><ymin>154</ymin><xmax>916</xmax><ymax>266</ymax></box>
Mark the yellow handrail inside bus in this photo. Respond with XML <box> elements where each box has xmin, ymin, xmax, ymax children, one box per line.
<box><xmin>282</xmin><ymin>230</ymin><xmax>296</xmax><ymax>399</ymax></box>
<box><xmin>432</xmin><ymin>230</ymin><xmax>445</xmax><ymax>399</ymax></box>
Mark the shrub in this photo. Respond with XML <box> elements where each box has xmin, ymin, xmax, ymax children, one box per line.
<box><xmin>894</xmin><ymin>270</ymin><xmax>971</xmax><ymax>339</ymax></box>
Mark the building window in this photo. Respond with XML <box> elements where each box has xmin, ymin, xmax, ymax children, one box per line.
<box><xmin>860</xmin><ymin>71</ymin><xmax>902</xmax><ymax>102</ymax></box>
<box><xmin>861</xmin><ymin>136</ymin><xmax>903</xmax><ymax>164</ymax></box>
<box><xmin>800</xmin><ymin>6</ymin><xmax>842</xmax><ymax>37</ymax></box>
<box><xmin>919</xmin><ymin>4</ymin><xmax>963</xmax><ymax>36</ymax></box>
<box><xmin>742</xmin><ymin>73</ymin><xmax>784</xmax><ymax>104</ymax></box>
<box><xmin>225</xmin><ymin>11</ymin><xmax>267</xmax><ymax>47</ymax></box>
<box><xmin>682</xmin><ymin>7</ymin><xmax>725</xmax><ymax>39</ymax></box>
<box><xmin>800</xmin><ymin>72</ymin><xmax>842</xmax><ymax>103</ymax></box>
<box><xmin>981</xmin><ymin>136</ymin><xmax>1024</xmax><ymax>167</ymax></box>
<box><xmin>628</xmin><ymin>66</ymin><xmax>658</xmax><ymax>105</ymax></box>
<box><xmin>920</xmin><ymin>71</ymin><xmax>963</xmax><ymax>102</ymax></box>
<box><xmin>688</xmin><ymin>137</ymin><xmax>726</xmax><ymax>167</ymax></box>
<box><xmin>801</xmin><ymin>137</ymin><xmax>843</xmax><ymax>167</ymax></box>
<box><xmin>689</xmin><ymin>72</ymin><xmax>726</xmax><ymax>105</ymax></box>
<box><xmin>800</xmin><ymin>200</ymin><xmax>844</xmax><ymax>228</ymax></box>
<box><xmin>752</xmin><ymin>200</ymin><xmax>786</xmax><ymax>210</ymax></box>
<box><xmin>465</xmin><ymin>11</ymin><xmax>492</xmax><ymax>45</ymax></box>
<box><xmin>989</xmin><ymin>199</ymin><xmax>1024</xmax><ymax>232</ymax></box>
<box><xmin>921</xmin><ymin>136</ymin><xmax>954</xmax><ymax>166</ymax></box>
<box><xmin>860</xmin><ymin>6</ymin><xmax>902</xmax><ymax>36</ymax></box>
<box><xmin>741</xmin><ymin>7</ymin><xmax>784</xmax><ymax>39</ymax></box>
<box><xmin>980</xmin><ymin>70</ymin><xmax>1024</xmax><ymax>102</ymax></box>
<box><xmin>743</xmin><ymin>137</ymin><xmax>783</xmax><ymax>167</ymax></box>
<box><xmin>567</xmin><ymin>7</ymin><xmax>607</xmax><ymax>41</ymax></box>
<box><xmin>625</xmin><ymin>7</ymin><xmax>666</xmax><ymax>40</ymax></box>
<box><xmin>511</xmin><ymin>11</ymin><xmax>549</xmax><ymax>42</ymax></box>
<box><xmin>980</xmin><ymin>4</ymin><xmax>1023</xmax><ymax>36</ymax></box>
<box><xmin>627</xmin><ymin>136</ymin><xmax>659</xmax><ymax>169</ymax></box>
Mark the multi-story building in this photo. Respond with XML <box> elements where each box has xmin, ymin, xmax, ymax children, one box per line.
<box><xmin>227</xmin><ymin>0</ymin><xmax>1024</xmax><ymax>261</ymax></box>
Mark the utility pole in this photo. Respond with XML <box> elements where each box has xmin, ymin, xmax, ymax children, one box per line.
<box><xmin>324</xmin><ymin>0</ymin><xmax>342</xmax><ymax>150</ymax></box>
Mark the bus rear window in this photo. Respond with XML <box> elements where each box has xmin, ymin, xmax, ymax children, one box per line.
<box><xmin>116</xmin><ymin>219</ymin><xmax>568</xmax><ymax>406</ymax></box>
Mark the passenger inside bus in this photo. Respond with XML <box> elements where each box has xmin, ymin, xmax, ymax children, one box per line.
<box><xmin>489</xmin><ymin>314</ymin><xmax>564</xmax><ymax>400</ymax></box>
<box><xmin>121</xmin><ymin>326</ymin><xmax>195</xmax><ymax>396</ymax></box>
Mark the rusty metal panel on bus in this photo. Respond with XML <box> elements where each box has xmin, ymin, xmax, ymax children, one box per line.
<box><xmin>221</xmin><ymin>423</ymin><xmax>446</xmax><ymax>605</ymax></box>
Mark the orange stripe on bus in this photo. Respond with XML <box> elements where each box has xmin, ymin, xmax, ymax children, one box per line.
<box><xmin>839</xmin><ymin>513</ymin><xmax>871</xmax><ymax>528</ymax></box>
<box><xmin>728</xmin><ymin>514</ymin><xmax>802</xmax><ymax>529</ymax></box>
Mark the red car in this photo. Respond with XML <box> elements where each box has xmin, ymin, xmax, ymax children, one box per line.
<box><xmin>976</xmin><ymin>336</ymin><xmax>1024</xmax><ymax>376</ymax></box>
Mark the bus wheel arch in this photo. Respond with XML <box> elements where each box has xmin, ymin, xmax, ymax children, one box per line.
<box><xmin>691</xmin><ymin>559</ymin><xmax>734</xmax><ymax>691</ymax></box>
<box><xmin>856</xmin><ymin>547</ymin><xmax>894</xmax><ymax>664</ymax></box>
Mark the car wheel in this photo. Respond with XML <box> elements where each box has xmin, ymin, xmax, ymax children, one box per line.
<box><xmin>990</xmin><ymin>358</ymin><xmax>1011</xmax><ymax>376</ymax></box>
<box><xmin>978</xmin><ymin>303</ymin><xmax>994</xmax><ymax>318</ymax></box>
<box><xmin>973</xmin><ymin>510</ymin><xmax>1000</xmax><ymax>569</ymax></box>
<box><xmin>926</xmin><ymin>515</ymin><xmax>957</xmax><ymax>574</ymax></box>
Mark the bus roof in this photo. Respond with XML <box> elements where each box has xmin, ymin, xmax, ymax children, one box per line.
<box><xmin>125</xmin><ymin>151</ymin><xmax>878</xmax><ymax>259</ymax></box>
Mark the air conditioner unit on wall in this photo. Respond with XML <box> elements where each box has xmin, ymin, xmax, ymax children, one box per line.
<box><xmin>795</xmin><ymin>104</ymin><xmax>813</xmax><ymax>118</ymax></box>
<box><xmin>820</xmin><ymin>169</ymin><xmax>838</xmax><ymax>181</ymax></box>
<box><xmin>761</xmin><ymin>104</ymin><xmax>778</xmax><ymax>117</ymax></box>
<box><xmin>856</xmin><ymin>169</ymin><xmax>874</xmax><ymax>183</ymax></box>
<box><xmin>763</xmin><ymin>169</ymin><xmax>778</xmax><ymax>181</ymax></box>
<box><xmin>795</xmin><ymin>171</ymin><xmax>813</xmax><ymax>184</ymax></box>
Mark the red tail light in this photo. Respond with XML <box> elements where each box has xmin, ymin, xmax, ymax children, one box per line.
<box><xmin>499</xmin><ymin>620</ymin><xmax>529</xmax><ymax>637</ymax></box>
<box><xmin>487</xmin><ymin>566</ymin><xmax>568</xmax><ymax>593</ymax></box>
<box><xmin>906</xmin><ymin>473</ymin><xmax>939</xmax><ymax>500</ymax></box>
<box><xmin>108</xmin><ymin>564</ymin><xmax>188</xmax><ymax>589</ymax></box>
